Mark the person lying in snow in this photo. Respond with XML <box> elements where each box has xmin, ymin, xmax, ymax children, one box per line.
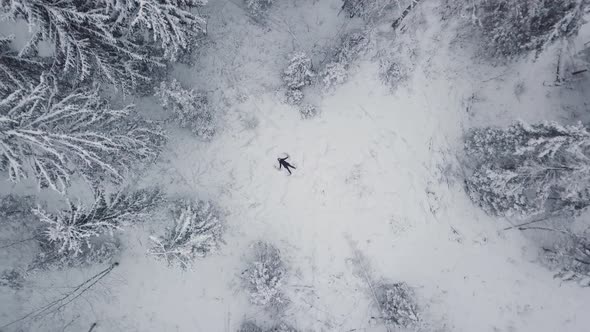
<box><xmin>278</xmin><ymin>155</ymin><xmax>296</xmax><ymax>175</ymax></box>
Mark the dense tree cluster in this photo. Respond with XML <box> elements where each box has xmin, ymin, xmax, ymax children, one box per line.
<box><xmin>473</xmin><ymin>0</ymin><xmax>586</xmax><ymax>56</ymax></box>
<box><xmin>465</xmin><ymin>121</ymin><xmax>590</xmax><ymax>218</ymax></box>
<box><xmin>0</xmin><ymin>0</ymin><xmax>209</xmax><ymax>273</ymax></box>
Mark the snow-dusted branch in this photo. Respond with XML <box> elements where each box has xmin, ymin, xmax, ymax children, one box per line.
<box><xmin>1</xmin><ymin>0</ymin><xmax>207</xmax><ymax>90</ymax></box>
<box><xmin>0</xmin><ymin>36</ymin><xmax>46</xmax><ymax>96</ymax></box>
<box><xmin>34</xmin><ymin>188</ymin><xmax>163</xmax><ymax>258</ymax></box>
<box><xmin>0</xmin><ymin>75</ymin><xmax>166</xmax><ymax>193</ymax></box>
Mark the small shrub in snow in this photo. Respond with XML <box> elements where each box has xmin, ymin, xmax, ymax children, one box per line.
<box><xmin>0</xmin><ymin>269</ymin><xmax>24</xmax><ymax>290</ymax></box>
<box><xmin>544</xmin><ymin>234</ymin><xmax>590</xmax><ymax>286</ymax></box>
<box><xmin>285</xmin><ymin>88</ymin><xmax>304</xmax><ymax>105</ymax></box>
<box><xmin>465</xmin><ymin>121</ymin><xmax>590</xmax><ymax>218</ymax></box>
<box><xmin>299</xmin><ymin>104</ymin><xmax>318</xmax><ymax>119</ymax></box>
<box><xmin>283</xmin><ymin>52</ymin><xmax>315</xmax><ymax>90</ymax></box>
<box><xmin>245</xmin><ymin>0</ymin><xmax>274</xmax><ymax>16</ymax></box>
<box><xmin>34</xmin><ymin>188</ymin><xmax>162</xmax><ymax>260</ymax></box>
<box><xmin>149</xmin><ymin>199</ymin><xmax>224</xmax><ymax>269</ymax></box>
<box><xmin>156</xmin><ymin>79</ymin><xmax>216</xmax><ymax>140</ymax></box>
<box><xmin>377</xmin><ymin>282</ymin><xmax>420</xmax><ymax>327</ymax></box>
<box><xmin>320</xmin><ymin>62</ymin><xmax>349</xmax><ymax>91</ymax></box>
<box><xmin>241</xmin><ymin>241</ymin><xmax>288</xmax><ymax>310</ymax></box>
<box><xmin>379</xmin><ymin>58</ymin><xmax>408</xmax><ymax>89</ymax></box>
<box><xmin>474</xmin><ymin>0</ymin><xmax>586</xmax><ymax>57</ymax></box>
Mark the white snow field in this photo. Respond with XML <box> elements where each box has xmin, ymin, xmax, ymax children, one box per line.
<box><xmin>3</xmin><ymin>0</ymin><xmax>590</xmax><ymax>331</ymax></box>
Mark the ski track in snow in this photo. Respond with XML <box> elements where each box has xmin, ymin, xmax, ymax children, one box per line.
<box><xmin>4</xmin><ymin>1</ymin><xmax>590</xmax><ymax>331</ymax></box>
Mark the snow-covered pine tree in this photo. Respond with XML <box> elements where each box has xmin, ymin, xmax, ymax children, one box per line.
<box><xmin>376</xmin><ymin>282</ymin><xmax>420</xmax><ymax>328</ymax></box>
<box><xmin>241</xmin><ymin>241</ymin><xmax>288</xmax><ymax>310</ymax></box>
<box><xmin>466</xmin><ymin>121</ymin><xmax>590</xmax><ymax>218</ymax></box>
<box><xmin>156</xmin><ymin>79</ymin><xmax>215</xmax><ymax>140</ymax></box>
<box><xmin>0</xmin><ymin>75</ymin><xmax>165</xmax><ymax>194</ymax></box>
<box><xmin>320</xmin><ymin>62</ymin><xmax>348</xmax><ymax>91</ymax></box>
<box><xmin>149</xmin><ymin>199</ymin><xmax>224</xmax><ymax>269</ymax></box>
<box><xmin>319</xmin><ymin>32</ymin><xmax>368</xmax><ymax>91</ymax></box>
<box><xmin>473</xmin><ymin>0</ymin><xmax>586</xmax><ymax>57</ymax></box>
<box><xmin>283</xmin><ymin>52</ymin><xmax>314</xmax><ymax>105</ymax></box>
<box><xmin>0</xmin><ymin>0</ymin><xmax>207</xmax><ymax>90</ymax></box>
<box><xmin>283</xmin><ymin>52</ymin><xmax>315</xmax><ymax>90</ymax></box>
<box><xmin>34</xmin><ymin>188</ymin><xmax>163</xmax><ymax>257</ymax></box>
<box><xmin>0</xmin><ymin>36</ymin><xmax>46</xmax><ymax>96</ymax></box>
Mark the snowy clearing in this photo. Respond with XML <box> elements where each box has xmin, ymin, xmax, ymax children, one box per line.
<box><xmin>3</xmin><ymin>0</ymin><xmax>590</xmax><ymax>331</ymax></box>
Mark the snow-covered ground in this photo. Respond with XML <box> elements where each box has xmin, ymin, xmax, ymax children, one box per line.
<box><xmin>3</xmin><ymin>0</ymin><xmax>590</xmax><ymax>331</ymax></box>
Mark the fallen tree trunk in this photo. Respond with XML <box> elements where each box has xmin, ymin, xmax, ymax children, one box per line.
<box><xmin>392</xmin><ymin>0</ymin><xmax>423</xmax><ymax>29</ymax></box>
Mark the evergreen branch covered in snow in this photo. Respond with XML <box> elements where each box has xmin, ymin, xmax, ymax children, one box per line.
<box><xmin>149</xmin><ymin>199</ymin><xmax>224</xmax><ymax>269</ymax></box>
<box><xmin>34</xmin><ymin>188</ymin><xmax>163</xmax><ymax>257</ymax></box>
<box><xmin>0</xmin><ymin>35</ymin><xmax>46</xmax><ymax>96</ymax></box>
<box><xmin>0</xmin><ymin>75</ymin><xmax>166</xmax><ymax>193</ymax></box>
<box><xmin>93</xmin><ymin>0</ymin><xmax>207</xmax><ymax>61</ymax></box>
<box><xmin>1</xmin><ymin>0</ymin><xmax>150</xmax><ymax>90</ymax></box>
<box><xmin>0</xmin><ymin>0</ymin><xmax>207</xmax><ymax>90</ymax></box>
